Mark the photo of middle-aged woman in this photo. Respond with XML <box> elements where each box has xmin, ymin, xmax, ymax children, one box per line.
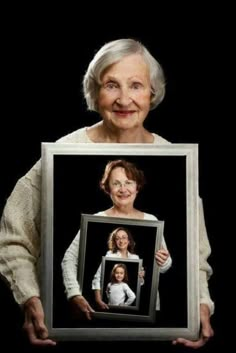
<box><xmin>91</xmin><ymin>226</ymin><xmax>144</xmax><ymax>310</ymax></box>
<box><xmin>61</xmin><ymin>158</ymin><xmax>172</xmax><ymax>317</ymax></box>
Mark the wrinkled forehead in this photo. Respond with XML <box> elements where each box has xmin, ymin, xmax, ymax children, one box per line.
<box><xmin>101</xmin><ymin>54</ymin><xmax>149</xmax><ymax>82</ymax></box>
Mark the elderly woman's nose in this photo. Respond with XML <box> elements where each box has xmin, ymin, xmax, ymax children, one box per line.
<box><xmin>116</xmin><ymin>88</ymin><xmax>131</xmax><ymax>105</ymax></box>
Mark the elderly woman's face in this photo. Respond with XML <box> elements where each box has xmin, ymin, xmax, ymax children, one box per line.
<box><xmin>108</xmin><ymin>167</ymin><xmax>138</xmax><ymax>208</ymax></box>
<box><xmin>98</xmin><ymin>54</ymin><xmax>152</xmax><ymax>131</ymax></box>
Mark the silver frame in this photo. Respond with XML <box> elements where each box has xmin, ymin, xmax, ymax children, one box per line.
<box><xmin>41</xmin><ymin>143</ymin><xmax>199</xmax><ymax>341</ymax></box>
<box><xmin>101</xmin><ymin>257</ymin><xmax>143</xmax><ymax>312</ymax></box>
<box><xmin>78</xmin><ymin>213</ymin><xmax>162</xmax><ymax>322</ymax></box>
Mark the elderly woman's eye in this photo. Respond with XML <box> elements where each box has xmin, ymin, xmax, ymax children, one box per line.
<box><xmin>132</xmin><ymin>82</ymin><xmax>142</xmax><ymax>89</ymax></box>
<box><xmin>105</xmin><ymin>82</ymin><xmax>118</xmax><ymax>90</ymax></box>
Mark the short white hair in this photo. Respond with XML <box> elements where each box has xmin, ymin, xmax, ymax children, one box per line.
<box><xmin>83</xmin><ymin>38</ymin><xmax>166</xmax><ymax>112</ymax></box>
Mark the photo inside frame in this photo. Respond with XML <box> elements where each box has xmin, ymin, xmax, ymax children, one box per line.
<box><xmin>101</xmin><ymin>257</ymin><xmax>142</xmax><ymax>311</ymax></box>
<box><xmin>78</xmin><ymin>215</ymin><xmax>161</xmax><ymax>323</ymax></box>
<box><xmin>41</xmin><ymin>143</ymin><xmax>199</xmax><ymax>340</ymax></box>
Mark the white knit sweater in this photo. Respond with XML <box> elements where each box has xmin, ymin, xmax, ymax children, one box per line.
<box><xmin>0</xmin><ymin>127</ymin><xmax>214</xmax><ymax>314</ymax></box>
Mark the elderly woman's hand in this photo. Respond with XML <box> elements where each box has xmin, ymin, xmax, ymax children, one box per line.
<box><xmin>172</xmin><ymin>304</ymin><xmax>214</xmax><ymax>348</ymax></box>
<box><xmin>23</xmin><ymin>296</ymin><xmax>56</xmax><ymax>346</ymax></box>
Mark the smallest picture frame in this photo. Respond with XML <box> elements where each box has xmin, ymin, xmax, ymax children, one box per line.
<box><xmin>100</xmin><ymin>257</ymin><xmax>143</xmax><ymax>314</ymax></box>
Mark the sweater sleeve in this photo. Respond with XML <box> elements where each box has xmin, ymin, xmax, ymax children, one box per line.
<box><xmin>91</xmin><ymin>263</ymin><xmax>102</xmax><ymax>290</ymax></box>
<box><xmin>199</xmin><ymin>198</ymin><xmax>214</xmax><ymax>315</ymax></box>
<box><xmin>0</xmin><ymin>129</ymin><xmax>90</xmax><ymax>306</ymax></box>
<box><xmin>0</xmin><ymin>161</ymin><xmax>42</xmax><ymax>305</ymax></box>
<box><xmin>61</xmin><ymin>231</ymin><xmax>82</xmax><ymax>299</ymax></box>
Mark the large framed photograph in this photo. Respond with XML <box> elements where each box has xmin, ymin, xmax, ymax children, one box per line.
<box><xmin>41</xmin><ymin>143</ymin><xmax>199</xmax><ymax>341</ymax></box>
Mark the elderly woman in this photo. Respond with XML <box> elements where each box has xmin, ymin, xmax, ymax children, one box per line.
<box><xmin>61</xmin><ymin>159</ymin><xmax>172</xmax><ymax>311</ymax></box>
<box><xmin>0</xmin><ymin>38</ymin><xmax>214</xmax><ymax>348</ymax></box>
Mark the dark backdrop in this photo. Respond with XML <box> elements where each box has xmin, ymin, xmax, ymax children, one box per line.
<box><xmin>52</xmin><ymin>155</ymin><xmax>187</xmax><ymax>329</ymax></box>
<box><xmin>0</xmin><ymin>8</ymin><xmax>228</xmax><ymax>353</ymax></box>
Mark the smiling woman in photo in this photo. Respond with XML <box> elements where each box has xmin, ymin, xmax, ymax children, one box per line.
<box><xmin>61</xmin><ymin>159</ymin><xmax>172</xmax><ymax>311</ymax></box>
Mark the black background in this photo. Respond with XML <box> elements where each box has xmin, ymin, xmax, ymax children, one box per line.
<box><xmin>0</xmin><ymin>6</ymin><xmax>229</xmax><ymax>352</ymax></box>
<box><xmin>52</xmin><ymin>155</ymin><xmax>186</xmax><ymax>329</ymax></box>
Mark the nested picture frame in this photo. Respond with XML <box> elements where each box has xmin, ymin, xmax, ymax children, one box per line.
<box><xmin>41</xmin><ymin>143</ymin><xmax>199</xmax><ymax>341</ymax></box>
<box><xmin>78</xmin><ymin>214</ymin><xmax>163</xmax><ymax>322</ymax></box>
<box><xmin>100</xmin><ymin>257</ymin><xmax>142</xmax><ymax>311</ymax></box>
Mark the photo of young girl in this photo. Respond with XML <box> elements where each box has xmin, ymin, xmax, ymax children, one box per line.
<box><xmin>106</xmin><ymin>263</ymin><xmax>136</xmax><ymax>306</ymax></box>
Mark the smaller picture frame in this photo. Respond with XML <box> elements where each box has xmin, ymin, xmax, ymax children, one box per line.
<box><xmin>78</xmin><ymin>214</ymin><xmax>163</xmax><ymax>323</ymax></box>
